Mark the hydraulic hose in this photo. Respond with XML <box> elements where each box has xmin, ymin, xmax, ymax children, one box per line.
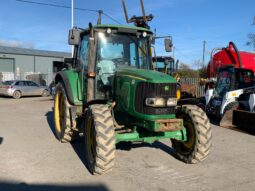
<box><xmin>229</xmin><ymin>41</ymin><xmax>243</xmax><ymax>68</ymax></box>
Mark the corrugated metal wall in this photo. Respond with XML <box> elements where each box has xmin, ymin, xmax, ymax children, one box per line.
<box><xmin>0</xmin><ymin>53</ymin><xmax>64</xmax><ymax>84</ymax></box>
<box><xmin>0</xmin><ymin>72</ymin><xmax>54</xmax><ymax>86</ymax></box>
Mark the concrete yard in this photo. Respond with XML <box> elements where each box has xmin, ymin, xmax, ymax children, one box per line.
<box><xmin>0</xmin><ymin>97</ymin><xmax>254</xmax><ymax>191</ymax></box>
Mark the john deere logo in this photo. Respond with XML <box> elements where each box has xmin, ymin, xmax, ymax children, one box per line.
<box><xmin>164</xmin><ymin>85</ymin><xmax>169</xmax><ymax>91</ymax></box>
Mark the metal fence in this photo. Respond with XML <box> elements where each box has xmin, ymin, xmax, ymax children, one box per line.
<box><xmin>180</xmin><ymin>78</ymin><xmax>205</xmax><ymax>98</ymax></box>
<box><xmin>0</xmin><ymin>72</ymin><xmax>54</xmax><ymax>86</ymax></box>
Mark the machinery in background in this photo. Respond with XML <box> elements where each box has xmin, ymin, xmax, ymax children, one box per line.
<box><xmin>203</xmin><ymin>42</ymin><xmax>255</xmax><ymax>131</ymax></box>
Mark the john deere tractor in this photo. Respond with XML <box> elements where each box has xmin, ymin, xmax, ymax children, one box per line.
<box><xmin>53</xmin><ymin>0</ymin><xmax>212</xmax><ymax>175</ymax></box>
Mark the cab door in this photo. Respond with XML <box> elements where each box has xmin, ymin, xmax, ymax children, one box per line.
<box><xmin>77</xmin><ymin>35</ymin><xmax>89</xmax><ymax>101</ymax></box>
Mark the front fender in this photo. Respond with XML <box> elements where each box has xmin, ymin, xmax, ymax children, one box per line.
<box><xmin>55</xmin><ymin>70</ymin><xmax>84</xmax><ymax>106</ymax></box>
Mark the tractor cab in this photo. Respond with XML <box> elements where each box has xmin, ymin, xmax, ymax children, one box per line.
<box><xmin>67</xmin><ymin>25</ymin><xmax>155</xmax><ymax>100</ymax></box>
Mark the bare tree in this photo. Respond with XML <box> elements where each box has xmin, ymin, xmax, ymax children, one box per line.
<box><xmin>246</xmin><ymin>16</ymin><xmax>255</xmax><ymax>49</ymax></box>
<box><xmin>178</xmin><ymin>62</ymin><xmax>200</xmax><ymax>78</ymax></box>
<box><xmin>247</xmin><ymin>33</ymin><xmax>255</xmax><ymax>49</ymax></box>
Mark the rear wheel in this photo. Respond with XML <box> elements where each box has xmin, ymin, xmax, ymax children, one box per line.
<box><xmin>84</xmin><ymin>104</ymin><xmax>115</xmax><ymax>175</ymax></box>
<box><xmin>54</xmin><ymin>82</ymin><xmax>78</xmax><ymax>142</ymax></box>
<box><xmin>42</xmin><ymin>89</ymin><xmax>49</xmax><ymax>97</ymax></box>
<box><xmin>171</xmin><ymin>105</ymin><xmax>212</xmax><ymax>163</ymax></box>
<box><xmin>13</xmin><ymin>91</ymin><xmax>21</xmax><ymax>99</ymax></box>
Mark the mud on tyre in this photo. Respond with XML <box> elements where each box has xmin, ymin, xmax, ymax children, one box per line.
<box><xmin>171</xmin><ymin>105</ymin><xmax>212</xmax><ymax>163</ymax></box>
<box><xmin>84</xmin><ymin>104</ymin><xmax>115</xmax><ymax>175</ymax></box>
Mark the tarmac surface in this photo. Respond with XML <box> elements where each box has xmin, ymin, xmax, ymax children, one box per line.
<box><xmin>0</xmin><ymin>96</ymin><xmax>255</xmax><ymax>191</ymax></box>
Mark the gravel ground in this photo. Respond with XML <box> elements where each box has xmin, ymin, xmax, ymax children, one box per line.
<box><xmin>0</xmin><ymin>96</ymin><xmax>255</xmax><ymax>191</ymax></box>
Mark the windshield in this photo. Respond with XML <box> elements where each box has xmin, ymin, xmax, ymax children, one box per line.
<box><xmin>96</xmin><ymin>32</ymin><xmax>151</xmax><ymax>70</ymax></box>
<box><xmin>215</xmin><ymin>70</ymin><xmax>232</xmax><ymax>97</ymax></box>
<box><xmin>95</xmin><ymin>32</ymin><xmax>151</xmax><ymax>99</ymax></box>
<box><xmin>152</xmin><ymin>57</ymin><xmax>174</xmax><ymax>74</ymax></box>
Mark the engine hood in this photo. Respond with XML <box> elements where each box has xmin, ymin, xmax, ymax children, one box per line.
<box><xmin>116</xmin><ymin>68</ymin><xmax>176</xmax><ymax>83</ymax></box>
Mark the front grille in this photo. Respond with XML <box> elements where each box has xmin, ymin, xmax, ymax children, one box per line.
<box><xmin>135</xmin><ymin>82</ymin><xmax>177</xmax><ymax>115</ymax></box>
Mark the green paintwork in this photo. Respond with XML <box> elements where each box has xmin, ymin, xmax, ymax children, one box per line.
<box><xmin>55</xmin><ymin>70</ymin><xmax>84</xmax><ymax>105</ymax></box>
<box><xmin>116</xmin><ymin>68</ymin><xmax>177</xmax><ymax>83</ymax></box>
<box><xmin>114</xmin><ymin>67</ymin><xmax>179</xmax><ymax>132</ymax></box>
<box><xmin>57</xmin><ymin>24</ymin><xmax>185</xmax><ymax>144</ymax></box>
<box><xmin>114</xmin><ymin>67</ymin><xmax>177</xmax><ymax>131</ymax></box>
<box><xmin>115</xmin><ymin>127</ymin><xmax>187</xmax><ymax>144</ymax></box>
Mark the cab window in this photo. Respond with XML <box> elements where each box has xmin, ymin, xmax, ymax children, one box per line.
<box><xmin>79</xmin><ymin>35</ymin><xmax>89</xmax><ymax>69</ymax></box>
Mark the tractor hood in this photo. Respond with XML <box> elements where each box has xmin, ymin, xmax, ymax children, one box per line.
<box><xmin>116</xmin><ymin>68</ymin><xmax>176</xmax><ymax>83</ymax></box>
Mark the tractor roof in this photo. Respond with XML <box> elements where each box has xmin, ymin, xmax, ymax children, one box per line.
<box><xmin>94</xmin><ymin>24</ymin><xmax>152</xmax><ymax>33</ymax></box>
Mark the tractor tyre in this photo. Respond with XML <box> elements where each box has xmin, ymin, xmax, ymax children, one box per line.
<box><xmin>54</xmin><ymin>82</ymin><xmax>78</xmax><ymax>143</ymax></box>
<box><xmin>84</xmin><ymin>104</ymin><xmax>115</xmax><ymax>175</ymax></box>
<box><xmin>171</xmin><ymin>105</ymin><xmax>212</xmax><ymax>163</ymax></box>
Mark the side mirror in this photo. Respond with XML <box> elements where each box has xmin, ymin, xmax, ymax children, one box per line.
<box><xmin>68</xmin><ymin>28</ymin><xmax>81</xmax><ymax>45</ymax></box>
<box><xmin>164</xmin><ymin>38</ymin><xmax>173</xmax><ymax>52</ymax></box>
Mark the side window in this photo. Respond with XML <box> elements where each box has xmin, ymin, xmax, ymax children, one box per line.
<box><xmin>243</xmin><ymin>71</ymin><xmax>253</xmax><ymax>83</ymax></box>
<box><xmin>79</xmin><ymin>35</ymin><xmax>89</xmax><ymax>69</ymax></box>
<box><xmin>129</xmin><ymin>43</ymin><xmax>137</xmax><ymax>67</ymax></box>
<box><xmin>139</xmin><ymin>39</ymin><xmax>149</xmax><ymax>69</ymax></box>
<box><xmin>15</xmin><ymin>81</ymin><xmax>25</xmax><ymax>86</ymax></box>
<box><xmin>28</xmin><ymin>81</ymin><xmax>38</xmax><ymax>86</ymax></box>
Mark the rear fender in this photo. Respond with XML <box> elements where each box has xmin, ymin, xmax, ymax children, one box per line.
<box><xmin>55</xmin><ymin>71</ymin><xmax>83</xmax><ymax>106</ymax></box>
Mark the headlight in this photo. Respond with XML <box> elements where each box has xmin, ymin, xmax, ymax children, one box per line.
<box><xmin>145</xmin><ymin>98</ymin><xmax>165</xmax><ymax>107</ymax></box>
<box><xmin>166</xmin><ymin>98</ymin><xmax>177</xmax><ymax>106</ymax></box>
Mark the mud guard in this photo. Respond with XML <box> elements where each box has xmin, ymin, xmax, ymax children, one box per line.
<box><xmin>55</xmin><ymin>71</ymin><xmax>83</xmax><ymax>106</ymax></box>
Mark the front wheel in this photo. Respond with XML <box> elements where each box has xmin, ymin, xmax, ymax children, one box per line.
<box><xmin>171</xmin><ymin>105</ymin><xmax>212</xmax><ymax>163</ymax></box>
<box><xmin>84</xmin><ymin>104</ymin><xmax>115</xmax><ymax>175</ymax></box>
<box><xmin>54</xmin><ymin>82</ymin><xmax>78</xmax><ymax>142</ymax></box>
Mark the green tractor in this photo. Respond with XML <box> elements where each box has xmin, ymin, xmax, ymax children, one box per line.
<box><xmin>53</xmin><ymin>0</ymin><xmax>212</xmax><ymax>175</ymax></box>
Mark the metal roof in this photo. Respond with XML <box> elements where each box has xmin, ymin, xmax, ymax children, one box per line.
<box><xmin>0</xmin><ymin>46</ymin><xmax>71</xmax><ymax>58</ymax></box>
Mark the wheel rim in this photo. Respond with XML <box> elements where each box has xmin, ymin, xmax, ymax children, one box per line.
<box><xmin>182</xmin><ymin>119</ymin><xmax>196</xmax><ymax>149</ymax></box>
<box><xmin>54</xmin><ymin>91</ymin><xmax>65</xmax><ymax>134</ymax></box>
<box><xmin>174</xmin><ymin>114</ymin><xmax>196</xmax><ymax>155</ymax></box>
<box><xmin>14</xmin><ymin>91</ymin><xmax>20</xmax><ymax>98</ymax></box>
<box><xmin>86</xmin><ymin>114</ymin><xmax>97</xmax><ymax>165</ymax></box>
